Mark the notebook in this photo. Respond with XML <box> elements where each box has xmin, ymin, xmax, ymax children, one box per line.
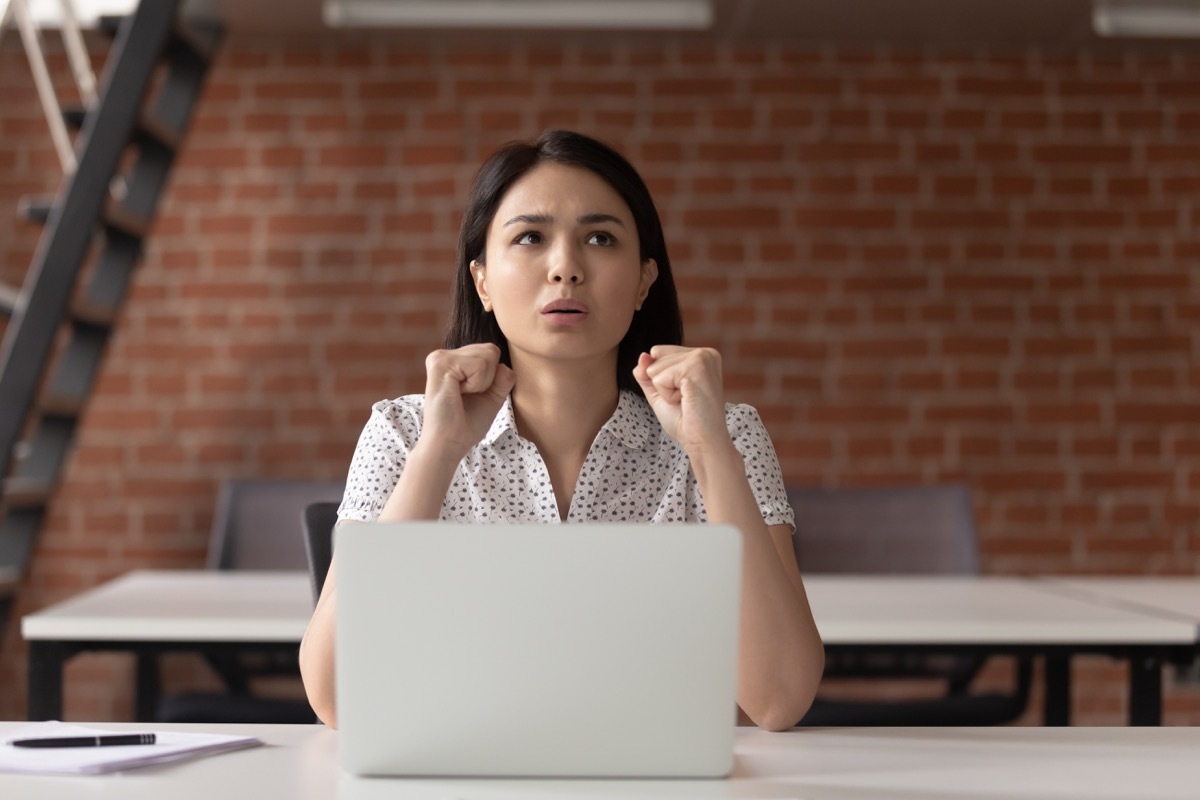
<box><xmin>0</xmin><ymin>722</ymin><xmax>260</xmax><ymax>775</ymax></box>
<box><xmin>335</xmin><ymin>522</ymin><xmax>743</xmax><ymax>778</ymax></box>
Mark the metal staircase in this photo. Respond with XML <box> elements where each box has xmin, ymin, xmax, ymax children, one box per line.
<box><xmin>0</xmin><ymin>0</ymin><xmax>223</xmax><ymax>638</ymax></box>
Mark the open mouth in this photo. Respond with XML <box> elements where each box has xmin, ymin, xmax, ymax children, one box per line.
<box><xmin>541</xmin><ymin>299</ymin><xmax>590</xmax><ymax>316</ymax></box>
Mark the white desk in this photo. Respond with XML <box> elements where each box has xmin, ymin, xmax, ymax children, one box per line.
<box><xmin>22</xmin><ymin>570</ymin><xmax>311</xmax><ymax>720</ymax></box>
<box><xmin>0</xmin><ymin>722</ymin><xmax>1197</xmax><ymax>799</ymax></box>
<box><xmin>806</xmin><ymin>576</ymin><xmax>1196</xmax><ymax>644</ymax></box>
<box><xmin>23</xmin><ymin>571</ymin><xmax>1200</xmax><ymax>725</ymax></box>
<box><xmin>799</xmin><ymin>576</ymin><xmax>1199</xmax><ymax>725</ymax></box>
<box><xmin>1035</xmin><ymin>577</ymin><xmax>1200</xmax><ymax>626</ymax></box>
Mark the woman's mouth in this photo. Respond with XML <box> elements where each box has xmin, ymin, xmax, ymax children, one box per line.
<box><xmin>541</xmin><ymin>299</ymin><xmax>590</xmax><ymax>325</ymax></box>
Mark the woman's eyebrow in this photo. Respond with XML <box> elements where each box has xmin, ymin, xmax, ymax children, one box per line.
<box><xmin>502</xmin><ymin>212</ymin><xmax>627</xmax><ymax>227</ymax></box>
<box><xmin>504</xmin><ymin>213</ymin><xmax>552</xmax><ymax>227</ymax></box>
<box><xmin>578</xmin><ymin>213</ymin><xmax>626</xmax><ymax>228</ymax></box>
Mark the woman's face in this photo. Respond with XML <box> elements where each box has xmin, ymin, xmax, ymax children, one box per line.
<box><xmin>472</xmin><ymin>163</ymin><xmax>657</xmax><ymax>373</ymax></box>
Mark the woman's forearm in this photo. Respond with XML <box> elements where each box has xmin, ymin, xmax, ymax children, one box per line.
<box><xmin>299</xmin><ymin>443</ymin><xmax>464</xmax><ymax>727</ymax></box>
<box><xmin>300</xmin><ymin>554</ymin><xmax>340</xmax><ymax>727</ymax></box>
<box><xmin>690</xmin><ymin>443</ymin><xmax>825</xmax><ymax>731</ymax></box>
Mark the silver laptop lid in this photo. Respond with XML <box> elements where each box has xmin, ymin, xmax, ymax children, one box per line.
<box><xmin>336</xmin><ymin>522</ymin><xmax>742</xmax><ymax>778</ymax></box>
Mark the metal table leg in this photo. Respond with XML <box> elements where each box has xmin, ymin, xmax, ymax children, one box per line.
<box><xmin>1043</xmin><ymin>654</ymin><xmax>1071</xmax><ymax>726</ymax></box>
<box><xmin>1128</xmin><ymin>655</ymin><xmax>1162</xmax><ymax>726</ymax></box>
<box><xmin>27</xmin><ymin>640</ymin><xmax>67</xmax><ymax>720</ymax></box>
<box><xmin>135</xmin><ymin>651</ymin><xmax>160</xmax><ymax>722</ymax></box>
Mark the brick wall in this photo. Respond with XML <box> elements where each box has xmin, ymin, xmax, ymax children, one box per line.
<box><xmin>1</xmin><ymin>33</ymin><xmax>1197</xmax><ymax>723</ymax></box>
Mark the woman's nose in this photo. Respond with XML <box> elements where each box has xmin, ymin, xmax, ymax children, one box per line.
<box><xmin>547</xmin><ymin>245</ymin><xmax>583</xmax><ymax>284</ymax></box>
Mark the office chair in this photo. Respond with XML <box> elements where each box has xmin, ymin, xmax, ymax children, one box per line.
<box><xmin>789</xmin><ymin>483</ymin><xmax>1033</xmax><ymax>727</ymax></box>
<box><xmin>302</xmin><ymin>501</ymin><xmax>340</xmax><ymax>605</ymax></box>
<box><xmin>155</xmin><ymin>478</ymin><xmax>343</xmax><ymax>724</ymax></box>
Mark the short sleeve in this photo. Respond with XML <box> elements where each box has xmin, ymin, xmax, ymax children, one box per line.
<box><xmin>725</xmin><ymin>403</ymin><xmax>795</xmax><ymax>531</ymax></box>
<box><xmin>338</xmin><ymin>396</ymin><xmax>424</xmax><ymax>523</ymax></box>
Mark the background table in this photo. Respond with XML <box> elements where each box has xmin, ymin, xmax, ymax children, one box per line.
<box><xmin>21</xmin><ymin>570</ymin><xmax>311</xmax><ymax>720</ymax></box>
<box><xmin>23</xmin><ymin>571</ymin><xmax>1200</xmax><ymax>725</ymax></box>
<box><xmin>0</xmin><ymin>722</ymin><xmax>1197</xmax><ymax>799</ymax></box>
<box><xmin>1035</xmin><ymin>577</ymin><xmax>1200</xmax><ymax>624</ymax></box>
<box><xmin>804</xmin><ymin>575</ymin><xmax>1200</xmax><ymax>725</ymax></box>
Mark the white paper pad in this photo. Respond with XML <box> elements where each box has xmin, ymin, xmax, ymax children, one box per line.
<box><xmin>0</xmin><ymin>721</ymin><xmax>261</xmax><ymax>775</ymax></box>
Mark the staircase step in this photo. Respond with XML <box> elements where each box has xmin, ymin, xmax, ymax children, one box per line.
<box><xmin>63</xmin><ymin>105</ymin><xmax>183</xmax><ymax>152</ymax></box>
<box><xmin>0</xmin><ymin>566</ymin><xmax>17</xmax><ymax>595</ymax></box>
<box><xmin>99</xmin><ymin>13</ymin><xmax>220</xmax><ymax>65</ymax></box>
<box><xmin>38</xmin><ymin>393</ymin><xmax>86</xmax><ymax>419</ymax></box>
<box><xmin>97</xmin><ymin>14</ymin><xmax>124</xmax><ymax>37</ymax></box>
<box><xmin>19</xmin><ymin>196</ymin><xmax>151</xmax><ymax>240</ymax></box>
<box><xmin>169</xmin><ymin>18</ymin><xmax>222</xmax><ymax>65</ymax></box>
<box><xmin>62</xmin><ymin>106</ymin><xmax>87</xmax><ymax>129</ymax></box>
<box><xmin>137</xmin><ymin>113</ymin><xmax>183</xmax><ymax>151</ymax></box>
<box><xmin>102</xmin><ymin>202</ymin><xmax>153</xmax><ymax>239</ymax></box>
<box><xmin>2</xmin><ymin>477</ymin><xmax>53</xmax><ymax>509</ymax></box>
<box><xmin>71</xmin><ymin>297</ymin><xmax>120</xmax><ymax>328</ymax></box>
<box><xmin>16</xmin><ymin>196</ymin><xmax>48</xmax><ymax>225</ymax></box>
<box><xmin>0</xmin><ymin>283</ymin><xmax>21</xmax><ymax>316</ymax></box>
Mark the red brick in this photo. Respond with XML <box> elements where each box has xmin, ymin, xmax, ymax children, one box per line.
<box><xmin>266</xmin><ymin>214</ymin><xmax>368</xmax><ymax>236</ymax></box>
<box><xmin>254</xmin><ymin>81</ymin><xmax>343</xmax><ymax>101</ymax></box>
<box><xmin>795</xmin><ymin>206</ymin><xmax>896</xmax><ymax>230</ymax></box>
<box><xmin>912</xmin><ymin>208</ymin><xmax>1011</xmax><ymax>230</ymax></box>
<box><xmin>956</xmin><ymin>76</ymin><xmax>1045</xmax><ymax>97</ymax></box>
<box><xmin>683</xmin><ymin>207</ymin><xmax>781</xmax><ymax>230</ymax></box>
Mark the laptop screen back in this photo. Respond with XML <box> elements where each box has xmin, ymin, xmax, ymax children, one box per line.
<box><xmin>335</xmin><ymin>522</ymin><xmax>742</xmax><ymax>778</ymax></box>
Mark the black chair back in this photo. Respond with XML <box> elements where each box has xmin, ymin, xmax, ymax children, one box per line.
<box><xmin>302</xmin><ymin>501</ymin><xmax>340</xmax><ymax>606</ymax></box>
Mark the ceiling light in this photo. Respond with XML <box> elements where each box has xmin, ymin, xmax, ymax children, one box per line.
<box><xmin>324</xmin><ymin>0</ymin><xmax>714</xmax><ymax>30</ymax></box>
<box><xmin>1093</xmin><ymin>0</ymin><xmax>1200</xmax><ymax>38</ymax></box>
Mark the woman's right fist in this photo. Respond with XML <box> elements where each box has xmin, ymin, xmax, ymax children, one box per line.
<box><xmin>420</xmin><ymin>343</ymin><xmax>516</xmax><ymax>459</ymax></box>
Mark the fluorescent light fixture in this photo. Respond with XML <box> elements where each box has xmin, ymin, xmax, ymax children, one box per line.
<box><xmin>1093</xmin><ymin>0</ymin><xmax>1200</xmax><ymax>38</ymax></box>
<box><xmin>324</xmin><ymin>0</ymin><xmax>714</xmax><ymax>30</ymax></box>
<box><xmin>20</xmin><ymin>0</ymin><xmax>137</xmax><ymax>27</ymax></box>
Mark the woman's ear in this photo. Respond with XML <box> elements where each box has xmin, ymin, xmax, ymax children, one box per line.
<box><xmin>470</xmin><ymin>260</ymin><xmax>492</xmax><ymax>312</ymax></box>
<box><xmin>636</xmin><ymin>258</ymin><xmax>659</xmax><ymax>310</ymax></box>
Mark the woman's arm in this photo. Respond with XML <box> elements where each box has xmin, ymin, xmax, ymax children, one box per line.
<box><xmin>299</xmin><ymin>444</ymin><xmax>466</xmax><ymax>728</ymax></box>
<box><xmin>634</xmin><ymin>346</ymin><xmax>824</xmax><ymax>731</ymax></box>
<box><xmin>690</xmin><ymin>446</ymin><xmax>824</xmax><ymax>731</ymax></box>
<box><xmin>299</xmin><ymin>345</ymin><xmax>515</xmax><ymax>728</ymax></box>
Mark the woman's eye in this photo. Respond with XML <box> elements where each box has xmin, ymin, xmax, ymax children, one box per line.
<box><xmin>587</xmin><ymin>232</ymin><xmax>616</xmax><ymax>246</ymax></box>
<box><xmin>514</xmin><ymin>231</ymin><xmax>543</xmax><ymax>245</ymax></box>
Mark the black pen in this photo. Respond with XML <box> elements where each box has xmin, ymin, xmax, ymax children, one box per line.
<box><xmin>8</xmin><ymin>733</ymin><xmax>156</xmax><ymax>748</ymax></box>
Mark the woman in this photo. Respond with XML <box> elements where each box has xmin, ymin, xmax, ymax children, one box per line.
<box><xmin>300</xmin><ymin>130</ymin><xmax>824</xmax><ymax>731</ymax></box>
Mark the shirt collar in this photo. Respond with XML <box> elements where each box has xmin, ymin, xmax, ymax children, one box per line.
<box><xmin>481</xmin><ymin>394</ymin><xmax>519</xmax><ymax>446</ymax></box>
<box><xmin>480</xmin><ymin>390</ymin><xmax>655</xmax><ymax>451</ymax></box>
<box><xmin>601</xmin><ymin>390</ymin><xmax>655</xmax><ymax>451</ymax></box>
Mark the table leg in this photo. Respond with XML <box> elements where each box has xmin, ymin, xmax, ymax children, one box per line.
<box><xmin>1128</xmin><ymin>655</ymin><xmax>1162</xmax><ymax>726</ymax></box>
<box><xmin>135</xmin><ymin>651</ymin><xmax>160</xmax><ymax>722</ymax></box>
<box><xmin>27</xmin><ymin>641</ymin><xmax>66</xmax><ymax>720</ymax></box>
<box><xmin>1043</xmin><ymin>654</ymin><xmax>1070</xmax><ymax>726</ymax></box>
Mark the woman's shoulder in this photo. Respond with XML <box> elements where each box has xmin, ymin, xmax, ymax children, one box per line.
<box><xmin>371</xmin><ymin>393</ymin><xmax>425</xmax><ymax>413</ymax></box>
<box><xmin>722</xmin><ymin>401</ymin><xmax>768</xmax><ymax>438</ymax></box>
<box><xmin>364</xmin><ymin>394</ymin><xmax>426</xmax><ymax>432</ymax></box>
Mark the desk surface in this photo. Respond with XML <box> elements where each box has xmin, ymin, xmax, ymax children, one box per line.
<box><xmin>1036</xmin><ymin>577</ymin><xmax>1200</xmax><ymax>626</ymax></box>
<box><xmin>0</xmin><ymin>722</ymin><xmax>1197</xmax><ymax>800</ymax></box>
<box><xmin>804</xmin><ymin>575</ymin><xmax>1198</xmax><ymax>645</ymax></box>
<box><xmin>21</xmin><ymin>570</ymin><xmax>311</xmax><ymax>642</ymax></box>
<box><xmin>22</xmin><ymin>570</ymin><xmax>1200</xmax><ymax>646</ymax></box>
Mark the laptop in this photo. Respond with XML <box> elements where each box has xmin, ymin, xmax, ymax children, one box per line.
<box><xmin>335</xmin><ymin>522</ymin><xmax>743</xmax><ymax>778</ymax></box>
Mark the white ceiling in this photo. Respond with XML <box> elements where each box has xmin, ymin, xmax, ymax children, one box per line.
<box><xmin>176</xmin><ymin>0</ymin><xmax>1198</xmax><ymax>48</ymax></box>
<box><xmin>15</xmin><ymin>0</ymin><xmax>1196</xmax><ymax>48</ymax></box>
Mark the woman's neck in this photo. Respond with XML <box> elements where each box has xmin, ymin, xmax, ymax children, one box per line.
<box><xmin>508</xmin><ymin>357</ymin><xmax>620</xmax><ymax>462</ymax></box>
